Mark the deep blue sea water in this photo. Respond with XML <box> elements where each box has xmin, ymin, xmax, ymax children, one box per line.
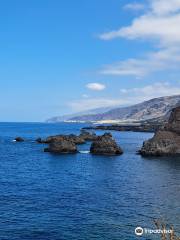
<box><xmin>0</xmin><ymin>122</ymin><xmax>179</xmax><ymax>240</ymax></box>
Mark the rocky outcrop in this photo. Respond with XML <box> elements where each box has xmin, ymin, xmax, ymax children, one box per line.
<box><xmin>38</xmin><ymin>134</ymin><xmax>85</xmax><ymax>145</ymax></box>
<box><xmin>90</xmin><ymin>133</ymin><xmax>123</xmax><ymax>155</ymax></box>
<box><xmin>79</xmin><ymin>130</ymin><xmax>97</xmax><ymax>141</ymax></box>
<box><xmin>82</xmin><ymin>122</ymin><xmax>160</xmax><ymax>133</ymax></box>
<box><xmin>38</xmin><ymin>131</ymin><xmax>97</xmax><ymax>145</ymax></box>
<box><xmin>14</xmin><ymin>137</ymin><xmax>24</xmax><ymax>142</ymax></box>
<box><xmin>44</xmin><ymin>139</ymin><xmax>78</xmax><ymax>154</ymax></box>
<box><xmin>140</xmin><ymin>106</ymin><xmax>180</xmax><ymax>156</ymax></box>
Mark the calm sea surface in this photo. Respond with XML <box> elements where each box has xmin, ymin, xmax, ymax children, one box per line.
<box><xmin>0</xmin><ymin>122</ymin><xmax>179</xmax><ymax>240</ymax></box>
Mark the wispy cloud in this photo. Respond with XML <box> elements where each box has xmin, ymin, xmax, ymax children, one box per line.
<box><xmin>86</xmin><ymin>82</ymin><xmax>106</xmax><ymax>91</ymax></box>
<box><xmin>123</xmin><ymin>2</ymin><xmax>145</xmax><ymax>11</ymax></box>
<box><xmin>100</xmin><ymin>48</ymin><xmax>180</xmax><ymax>77</ymax></box>
<box><xmin>120</xmin><ymin>82</ymin><xmax>180</xmax><ymax>99</ymax></box>
<box><xmin>68</xmin><ymin>98</ymin><xmax>126</xmax><ymax>112</ymax></box>
<box><xmin>68</xmin><ymin>82</ymin><xmax>180</xmax><ymax>112</ymax></box>
<box><xmin>98</xmin><ymin>0</ymin><xmax>180</xmax><ymax>77</ymax></box>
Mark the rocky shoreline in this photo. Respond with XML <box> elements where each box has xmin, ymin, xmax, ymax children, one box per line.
<box><xmin>82</xmin><ymin>122</ymin><xmax>161</xmax><ymax>133</ymax></box>
<box><xmin>13</xmin><ymin>106</ymin><xmax>180</xmax><ymax>157</ymax></box>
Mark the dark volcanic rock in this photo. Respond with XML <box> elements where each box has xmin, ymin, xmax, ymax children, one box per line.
<box><xmin>140</xmin><ymin>106</ymin><xmax>180</xmax><ymax>156</ymax></box>
<box><xmin>79</xmin><ymin>130</ymin><xmax>97</xmax><ymax>141</ymax></box>
<box><xmin>44</xmin><ymin>139</ymin><xmax>78</xmax><ymax>154</ymax></box>
<box><xmin>14</xmin><ymin>137</ymin><xmax>24</xmax><ymax>142</ymax></box>
<box><xmin>82</xmin><ymin>122</ymin><xmax>160</xmax><ymax>133</ymax></box>
<box><xmin>164</xmin><ymin>106</ymin><xmax>180</xmax><ymax>134</ymax></box>
<box><xmin>68</xmin><ymin>134</ymin><xmax>86</xmax><ymax>144</ymax></box>
<box><xmin>90</xmin><ymin>133</ymin><xmax>123</xmax><ymax>155</ymax></box>
<box><xmin>40</xmin><ymin>134</ymin><xmax>85</xmax><ymax>145</ymax></box>
<box><xmin>140</xmin><ymin>130</ymin><xmax>180</xmax><ymax>156</ymax></box>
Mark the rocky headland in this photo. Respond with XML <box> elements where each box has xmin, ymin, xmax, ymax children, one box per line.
<box><xmin>140</xmin><ymin>106</ymin><xmax>180</xmax><ymax>156</ymax></box>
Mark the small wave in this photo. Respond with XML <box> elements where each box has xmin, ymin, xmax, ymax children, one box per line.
<box><xmin>79</xmin><ymin>150</ymin><xmax>90</xmax><ymax>154</ymax></box>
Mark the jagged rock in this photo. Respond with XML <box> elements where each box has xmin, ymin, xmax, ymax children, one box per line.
<box><xmin>164</xmin><ymin>106</ymin><xmax>180</xmax><ymax>133</ymax></box>
<box><xmin>40</xmin><ymin>134</ymin><xmax>85</xmax><ymax>145</ymax></box>
<box><xmin>90</xmin><ymin>133</ymin><xmax>123</xmax><ymax>155</ymax></box>
<box><xmin>79</xmin><ymin>130</ymin><xmax>97</xmax><ymax>141</ymax></box>
<box><xmin>140</xmin><ymin>106</ymin><xmax>180</xmax><ymax>156</ymax></box>
<box><xmin>68</xmin><ymin>134</ymin><xmax>86</xmax><ymax>144</ymax></box>
<box><xmin>14</xmin><ymin>137</ymin><xmax>24</xmax><ymax>142</ymax></box>
<box><xmin>44</xmin><ymin>139</ymin><xmax>78</xmax><ymax>154</ymax></box>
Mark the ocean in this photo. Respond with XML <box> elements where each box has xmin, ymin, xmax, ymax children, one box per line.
<box><xmin>0</xmin><ymin>122</ymin><xmax>179</xmax><ymax>240</ymax></box>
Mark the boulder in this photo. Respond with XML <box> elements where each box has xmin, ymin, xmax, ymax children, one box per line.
<box><xmin>44</xmin><ymin>139</ymin><xmax>78</xmax><ymax>154</ymax></box>
<box><xmin>90</xmin><ymin>133</ymin><xmax>123</xmax><ymax>155</ymax></box>
<box><xmin>140</xmin><ymin>106</ymin><xmax>180</xmax><ymax>156</ymax></box>
<box><xmin>14</xmin><ymin>137</ymin><xmax>24</xmax><ymax>142</ymax></box>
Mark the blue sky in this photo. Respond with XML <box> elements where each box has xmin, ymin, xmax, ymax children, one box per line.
<box><xmin>1</xmin><ymin>0</ymin><xmax>180</xmax><ymax>121</ymax></box>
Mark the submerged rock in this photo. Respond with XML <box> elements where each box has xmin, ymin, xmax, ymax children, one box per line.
<box><xmin>14</xmin><ymin>137</ymin><xmax>24</xmax><ymax>142</ymax></box>
<box><xmin>36</xmin><ymin>137</ymin><xmax>44</xmax><ymax>143</ymax></box>
<box><xmin>140</xmin><ymin>106</ymin><xmax>180</xmax><ymax>156</ymax></box>
<box><xmin>44</xmin><ymin>139</ymin><xmax>78</xmax><ymax>154</ymax></box>
<box><xmin>90</xmin><ymin>133</ymin><xmax>123</xmax><ymax>155</ymax></box>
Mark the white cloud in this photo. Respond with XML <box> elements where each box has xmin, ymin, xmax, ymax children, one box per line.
<box><xmin>123</xmin><ymin>2</ymin><xmax>145</xmax><ymax>11</ymax></box>
<box><xmin>120</xmin><ymin>82</ymin><xmax>180</xmax><ymax>99</ymax></box>
<box><xmin>100</xmin><ymin>0</ymin><xmax>180</xmax><ymax>44</ymax></box>
<box><xmin>86</xmin><ymin>82</ymin><xmax>106</xmax><ymax>91</ymax></box>
<box><xmin>151</xmin><ymin>0</ymin><xmax>180</xmax><ymax>16</ymax></box>
<box><xmin>100</xmin><ymin>48</ymin><xmax>180</xmax><ymax>77</ymax></box>
<box><xmin>98</xmin><ymin>0</ymin><xmax>180</xmax><ymax>77</ymax></box>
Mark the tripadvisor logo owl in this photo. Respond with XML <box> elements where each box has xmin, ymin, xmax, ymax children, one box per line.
<box><xmin>135</xmin><ymin>227</ymin><xmax>144</xmax><ymax>236</ymax></box>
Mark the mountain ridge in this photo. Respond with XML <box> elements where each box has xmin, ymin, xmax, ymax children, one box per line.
<box><xmin>47</xmin><ymin>95</ymin><xmax>180</xmax><ymax>123</ymax></box>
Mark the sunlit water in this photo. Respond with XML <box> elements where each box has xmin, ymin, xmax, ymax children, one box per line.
<box><xmin>0</xmin><ymin>123</ymin><xmax>179</xmax><ymax>240</ymax></box>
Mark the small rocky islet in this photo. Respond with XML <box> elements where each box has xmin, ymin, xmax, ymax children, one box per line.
<box><xmin>37</xmin><ymin>130</ymin><xmax>122</xmax><ymax>155</ymax></box>
<box><xmin>14</xmin><ymin>137</ymin><xmax>25</xmax><ymax>142</ymax></box>
<box><xmin>90</xmin><ymin>133</ymin><xmax>123</xmax><ymax>155</ymax></box>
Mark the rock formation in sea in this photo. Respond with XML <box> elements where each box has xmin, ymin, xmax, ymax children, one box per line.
<box><xmin>44</xmin><ymin>139</ymin><xmax>78</xmax><ymax>154</ymax></box>
<box><xmin>43</xmin><ymin>131</ymin><xmax>98</xmax><ymax>154</ymax></box>
<box><xmin>37</xmin><ymin>131</ymin><xmax>97</xmax><ymax>145</ymax></box>
<box><xmin>14</xmin><ymin>137</ymin><xmax>24</xmax><ymax>142</ymax></box>
<box><xmin>38</xmin><ymin>134</ymin><xmax>85</xmax><ymax>145</ymax></box>
<box><xmin>140</xmin><ymin>106</ymin><xmax>180</xmax><ymax>156</ymax></box>
<box><xmin>90</xmin><ymin>133</ymin><xmax>123</xmax><ymax>155</ymax></box>
<box><xmin>79</xmin><ymin>130</ymin><xmax>97</xmax><ymax>141</ymax></box>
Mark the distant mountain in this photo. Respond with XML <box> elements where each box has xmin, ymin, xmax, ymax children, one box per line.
<box><xmin>47</xmin><ymin>95</ymin><xmax>180</xmax><ymax>123</ymax></box>
<box><xmin>46</xmin><ymin>106</ymin><xmax>114</xmax><ymax>123</ymax></box>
